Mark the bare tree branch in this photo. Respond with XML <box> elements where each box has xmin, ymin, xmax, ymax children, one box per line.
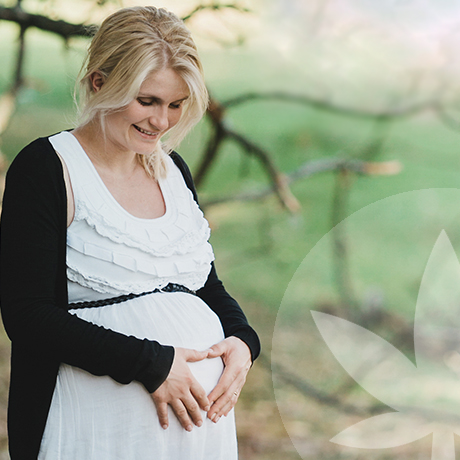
<box><xmin>330</xmin><ymin>119</ymin><xmax>392</xmax><ymax>311</ymax></box>
<box><xmin>13</xmin><ymin>25</ymin><xmax>26</xmax><ymax>93</ymax></box>
<box><xmin>222</xmin><ymin>91</ymin><xmax>437</xmax><ymax>120</ymax></box>
<box><xmin>225</xmin><ymin>128</ymin><xmax>301</xmax><ymax>212</ymax></box>
<box><xmin>331</xmin><ymin>169</ymin><xmax>359</xmax><ymax>309</ymax></box>
<box><xmin>0</xmin><ymin>6</ymin><xmax>91</xmax><ymax>39</ymax></box>
<box><xmin>194</xmin><ymin>97</ymin><xmax>301</xmax><ymax>212</ymax></box>
<box><xmin>201</xmin><ymin>158</ymin><xmax>402</xmax><ymax>208</ymax></box>
<box><xmin>0</xmin><ymin>5</ymin><xmax>29</xmax><ymax>198</ymax></box>
<box><xmin>194</xmin><ymin>98</ymin><xmax>227</xmax><ymax>187</ymax></box>
<box><xmin>0</xmin><ymin>3</ymin><xmax>253</xmax><ymax>44</ymax></box>
<box><xmin>182</xmin><ymin>3</ymin><xmax>251</xmax><ymax>22</ymax></box>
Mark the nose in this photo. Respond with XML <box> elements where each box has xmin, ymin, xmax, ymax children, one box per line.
<box><xmin>149</xmin><ymin>106</ymin><xmax>169</xmax><ymax>132</ymax></box>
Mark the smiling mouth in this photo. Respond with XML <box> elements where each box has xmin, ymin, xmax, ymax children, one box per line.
<box><xmin>134</xmin><ymin>125</ymin><xmax>159</xmax><ymax>136</ymax></box>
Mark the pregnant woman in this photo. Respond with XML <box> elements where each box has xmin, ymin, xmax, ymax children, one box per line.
<box><xmin>0</xmin><ymin>6</ymin><xmax>260</xmax><ymax>459</ymax></box>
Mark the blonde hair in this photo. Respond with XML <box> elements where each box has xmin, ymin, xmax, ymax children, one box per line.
<box><xmin>76</xmin><ymin>6</ymin><xmax>209</xmax><ymax>178</ymax></box>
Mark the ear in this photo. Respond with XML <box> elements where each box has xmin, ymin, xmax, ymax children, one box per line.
<box><xmin>89</xmin><ymin>71</ymin><xmax>105</xmax><ymax>93</ymax></box>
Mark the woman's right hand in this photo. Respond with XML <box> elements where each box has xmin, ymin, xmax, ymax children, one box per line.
<box><xmin>151</xmin><ymin>347</ymin><xmax>210</xmax><ymax>432</ymax></box>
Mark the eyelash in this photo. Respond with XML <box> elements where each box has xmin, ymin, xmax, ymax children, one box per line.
<box><xmin>137</xmin><ymin>98</ymin><xmax>182</xmax><ymax>109</ymax></box>
<box><xmin>137</xmin><ymin>99</ymin><xmax>151</xmax><ymax>107</ymax></box>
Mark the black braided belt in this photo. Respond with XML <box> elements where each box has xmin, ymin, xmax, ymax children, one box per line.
<box><xmin>68</xmin><ymin>283</ymin><xmax>196</xmax><ymax>310</ymax></box>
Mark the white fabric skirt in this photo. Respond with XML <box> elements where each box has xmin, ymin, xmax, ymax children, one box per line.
<box><xmin>39</xmin><ymin>291</ymin><xmax>237</xmax><ymax>460</ymax></box>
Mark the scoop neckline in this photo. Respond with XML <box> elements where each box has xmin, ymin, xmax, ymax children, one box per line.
<box><xmin>65</xmin><ymin>131</ymin><xmax>172</xmax><ymax>224</ymax></box>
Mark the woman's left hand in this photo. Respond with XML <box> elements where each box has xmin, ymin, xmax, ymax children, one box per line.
<box><xmin>206</xmin><ymin>336</ymin><xmax>252</xmax><ymax>423</ymax></box>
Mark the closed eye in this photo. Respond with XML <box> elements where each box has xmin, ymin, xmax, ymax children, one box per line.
<box><xmin>137</xmin><ymin>96</ymin><xmax>188</xmax><ymax>109</ymax></box>
<box><xmin>137</xmin><ymin>98</ymin><xmax>156</xmax><ymax>107</ymax></box>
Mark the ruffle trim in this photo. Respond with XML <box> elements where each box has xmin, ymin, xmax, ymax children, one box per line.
<box><xmin>52</xmin><ymin>131</ymin><xmax>216</xmax><ymax>295</ymax></box>
<box><xmin>67</xmin><ymin>233</ymin><xmax>214</xmax><ymax>278</ymax></box>
<box><xmin>72</xmin><ymin>203</ymin><xmax>212</xmax><ymax>259</ymax></box>
<box><xmin>67</xmin><ymin>264</ymin><xmax>213</xmax><ymax>295</ymax></box>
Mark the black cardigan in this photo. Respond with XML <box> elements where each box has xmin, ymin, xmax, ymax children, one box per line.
<box><xmin>0</xmin><ymin>136</ymin><xmax>260</xmax><ymax>459</ymax></box>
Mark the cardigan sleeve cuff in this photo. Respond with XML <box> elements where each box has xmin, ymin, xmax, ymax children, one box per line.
<box><xmin>136</xmin><ymin>342</ymin><xmax>175</xmax><ymax>393</ymax></box>
<box><xmin>229</xmin><ymin>326</ymin><xmax>261</xmax><ymax>363</ymax></box>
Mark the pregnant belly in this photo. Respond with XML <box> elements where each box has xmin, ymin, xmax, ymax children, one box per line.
<box><xmin>40</xmin><ymin>292</ymin><xmax>235</xmax><ymax>460</ymax></box>
<box><xmin>70</xmin><ymin>291</ymin><xmax>225</xmax><ymax>394</ymax></box>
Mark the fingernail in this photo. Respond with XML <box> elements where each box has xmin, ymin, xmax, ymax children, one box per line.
<box><xmin>197</xmin><ymin>420</ymin><xmax>203</xmax><ymax>427</ymax></box>
<box><xmin>210</xmin><ymin>413</ymin><xmax>217</xmax><ymax>421</ymax></box>
<box><xmin>204</xmin><ymin>405</ymin><xmax>210</xmax><ymax>412</ymax></box>
<box><xmin>215</xmin><ymin>416</ymin><xmax>221</xmax><ymax>423</ymax></box>
<box><xmin>186</xmin><ymin>425</ymin><xmax>193</xmax><ymax>432</ymax></box>
<box><xmin>162</xmin><ymin>424</ymin><xmax>168</xmax><ymax>430</ymax></box>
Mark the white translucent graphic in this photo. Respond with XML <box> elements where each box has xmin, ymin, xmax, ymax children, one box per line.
<box><xmin>273</xmin><ymin>189</ymin><xmax>460</xmax><ymax>459</ymax></box>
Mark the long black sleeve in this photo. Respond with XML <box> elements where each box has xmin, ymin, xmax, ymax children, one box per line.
<box><xmin>170</xmin><ymin>152</ymin><xmax>261</xmax><ymax>362</ymax></box>
<box><xmin>0</xmin><ymin>139</ymin><xmax>174</xmax><ymax>392</ymax></box>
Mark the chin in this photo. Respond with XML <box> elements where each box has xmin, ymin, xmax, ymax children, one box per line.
<box><xmin>134</xmin><ymin>141</ymin><xmax>160</xmax><ymax>156</ymax></box>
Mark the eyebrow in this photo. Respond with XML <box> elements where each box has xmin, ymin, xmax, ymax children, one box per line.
<box><xmin>137</xmin><ymin>94</ymin><xmax>189</xmax><ymax>104</ymax></box>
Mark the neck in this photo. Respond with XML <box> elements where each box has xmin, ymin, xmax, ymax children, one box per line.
<box><xmin>72</xmin><ymin>120</ymin><xmax>138</xmax><ymax>176</ymax></box>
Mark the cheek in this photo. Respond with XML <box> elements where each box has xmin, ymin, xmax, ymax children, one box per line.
<box><xmin>120</xmin><ymin>103</ymin><xmax>144</xmax><ymax>122</ymax></box>
<box><xmin>169</xmin><ymin>110</ymin><xmax>183</xmax><ymax>128</ymax></box>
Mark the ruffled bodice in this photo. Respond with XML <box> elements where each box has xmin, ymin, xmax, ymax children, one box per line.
<box><xmin>49</xmin><ymin>131</ymin><xmax>214</xmax><ymax>297</ymax></box>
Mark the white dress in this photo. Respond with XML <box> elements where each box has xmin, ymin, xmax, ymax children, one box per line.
<box><xmin>38</xmin><ymin>131</ymin><xmax>237</xmax><ymax>460</ymax></box>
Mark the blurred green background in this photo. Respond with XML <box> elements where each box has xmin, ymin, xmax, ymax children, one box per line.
<box><xmin>1</xmin><ymin>0</ymin><xmax>460</xmax><ymax>459</ymax></box>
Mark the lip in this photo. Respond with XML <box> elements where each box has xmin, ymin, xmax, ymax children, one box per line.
<box><xmin>133</xmin><ymin>124</ymin><xmax>160</xmax><ymax>138</ymax></box>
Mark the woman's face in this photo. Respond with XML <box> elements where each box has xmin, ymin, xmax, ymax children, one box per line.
<box><xmin>103</xmin><ymin>67</ymin><xmax>189</xmax><ymax>156</ymax></box>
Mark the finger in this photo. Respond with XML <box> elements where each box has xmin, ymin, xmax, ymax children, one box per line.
<box><xmin>182</xmin><ymin>394</ymin><xmax>204</xmax><ymax>427</ymax></box>
<box><xmin>208</xmin><ymin>369</ymin><xmax>248</xmax><ymax>419</ymax></box>
<box><xmin>153</xmin><ymin>399</ymin><xmax>169</xmax><ymax>430</ymax></box>
<box><xmin>208</xmin><ymin>388</ymin><xmax>239</xmax><ymax>422</ymax></box>
<box><xmin>191</xmin><ymin>379</ymin><xmax>210</xmax><ymax>411</ymax></box>
<box><xmin>170</xmin><ymin>399</ymin><xmax>194</xmax><ymax>432</ymax></box>
<box><xmin>207</xmin><ymin>366</ymin><xmax>237</xmax><ymax>404</ymax></box>
<box><xmin>208</xmin><ymin>353</ymin><xmax>251</xmax><ymax>404</ymax></box>
<box><xmin>184</xmin><ymin>348</ymin><xmax>211</xmax><ymax>363</ymax></box>
<box><xmin>220</xmin><ymin>391</ymin><xmax>238</xmax><ymax>417</ymax></box>
<box><xmin>208</xmin><ymin>386</ymin><xmax>235</xmax><ymax>420</ymax></box>
<box><xmin>207</xmin><ymin>342</ymin><xmax>225</xmax><ymax>359</ymax></box>
<box><xmin>215</xmin><ymin>399</ymin><xmax>234</xmax><ymax>421</ymax></box>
